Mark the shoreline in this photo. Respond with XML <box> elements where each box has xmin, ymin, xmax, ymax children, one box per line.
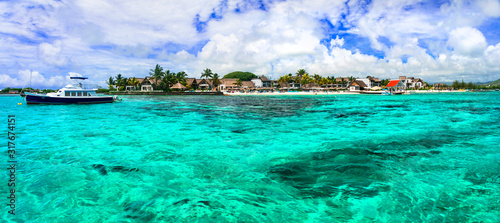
<box><xmin>223</xmin><ymin>90</ymin><xmax>473</xmax><ymax>96</ymax></box>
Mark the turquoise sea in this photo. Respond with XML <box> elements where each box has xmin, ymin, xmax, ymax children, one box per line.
<box><xmin>2</xmin><ymin>92</ymin><xmax>500</xmax><ymax>222</ymax></box>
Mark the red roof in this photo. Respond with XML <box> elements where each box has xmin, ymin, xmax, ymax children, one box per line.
<box><xmin>386</xmin><ymin>80</ymin><xmax>400</xmax><ymax>87</ymax></box>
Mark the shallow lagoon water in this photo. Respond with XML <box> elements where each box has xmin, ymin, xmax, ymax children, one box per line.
<box><xmin>2</xmin><ymin>92</ymin><xmax>500</xmax><ymax>222</ymax></box>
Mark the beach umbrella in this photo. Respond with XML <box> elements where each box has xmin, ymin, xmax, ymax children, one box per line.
<box><xmin>370</xmin><ymin>86</ymin><xmax>382</xmax><ymax>91</ymax></box>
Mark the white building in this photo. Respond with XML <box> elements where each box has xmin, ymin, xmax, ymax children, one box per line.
<box><xmin>251</xmin><ymin>78</ymin><xmax>263</xmax><ymax>88</ymax></box>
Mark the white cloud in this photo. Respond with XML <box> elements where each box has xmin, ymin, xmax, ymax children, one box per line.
<box><xmin>0</xmin><ymin>70</ymin><xmax>69</xmax><ymax>88</ymax></box>
<box><xmin>38</xmin><ymin>41</ymin><xmax>68</xmax><ymax>66</ymax></box>
<box><xmin>477</xmin><ymin>0</ymin><xmax>500</xmax><ymax>17</ymax></box>
<box><xmin>1</xmin><ymin>0</ymin><xmax>500</xmax><ymax>86</ymax></box>
<box><xmin>447</xmin><ymin>27</ymin><xmax>487</xmax><ymax>57</ymax></box>
<box><xmin>330</xmin><ymin>35</ymin><xmax>345</xmax><ymax>48</ymax></box>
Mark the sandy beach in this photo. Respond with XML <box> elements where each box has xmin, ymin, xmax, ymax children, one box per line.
<box><xmin>223</xmin><ymin>89</ymin><xmax>469</xmax><ymax>96</ymax></box>
<box><xmin>224</xmin><ymin>91</ymin><xmax>360</xmax><ymax>96</ymax></box>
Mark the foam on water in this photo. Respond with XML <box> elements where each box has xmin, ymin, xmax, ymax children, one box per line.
<box><xmin>1</xmin><ymin>92</ymin><xmax>500</xmax><ymax>222</ymax></box>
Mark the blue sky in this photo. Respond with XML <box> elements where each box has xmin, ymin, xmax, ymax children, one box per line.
<box><xmin>1</xmin><ymin>0</ymin><xmax>500</xmax><ymax>88</ymax></box>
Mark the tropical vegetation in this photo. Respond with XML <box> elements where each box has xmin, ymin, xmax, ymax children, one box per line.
<box><xmin>276</xmin><ymin>69</ymin><xmax>351</xmax><ymax>89</ymax></box>
<box><xmin>223</xmin><ymin>71</ymin><xmax>258</xmax><ymax>81</ymax></box>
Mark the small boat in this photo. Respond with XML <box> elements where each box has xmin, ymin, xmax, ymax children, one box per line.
<box><xmin>25</xmin><ymin>77</ymin><xmax>117</xmax><ymax>104</ymax></box>
<box><xmin>360</xmin><ymin>91</ymin><xmax>383</xmax><ymax>94</ymax></box>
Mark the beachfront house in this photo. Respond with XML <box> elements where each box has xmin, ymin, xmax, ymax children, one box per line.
<box><xmin>397</xmin><ymin>76</ymin><xmax>426</xmax><ymax>89</ymax></box>
<box><xmin>186</xmin><ymin>78</ymin><xmax>198</xmax><ymax>89</ymax></box>
<box><xmin>406</xmin><ymin>77</ymin><xmax>426</xmax><ymax>89</ymax></box>
<box><xmin>335</xmin><ymin>77</ymin><xmax>350</xmax><ymax>89</ymax></box>
<box><xmin>242</xmin><ymin>81</ymin><xmax>255</xmax><ymax>89</ymax></box>
<box><xmin>251</xmin><ymin>78</ymin><xmax>263</xmax><ymax>88</ymax></box>
<box><xmin>367</xmin><ymin>76</ymin><xmax>381</xmax><ymax>87</ymax></box>
<box><xmin>197</xmin><ymin>79</ymin><xmax>213</xmax><ymax>90</ymax></box>
<box><xmin>219</xmin><ymin>78</ymin><xmax>238</xmax><ymax>91</ymax></box>
<box><xmin>386</xmin><ymin>80</ymin><xmax>406</xmax><ymax>91</ymax></box>
<box><xmin>260</xmin><ymin>76</ymin><xmax>273</xmax><ymax>87</ymax></box>
<box><xmin>141</xmin><ymin>77</ymin><xmax>154</xmax><ymax>91</ymax></box>
<box><xmin>125</xmin><ymin>77</ymin><xmax>143</xmax><ymax>91</ymax></box>
<box><xmin>349</xmin><ymin>80</ymin><xmax>368</xmax><ymax>91</ymax></box>
<box><xmin>171</xmin><ymin>82</ymin><xmax>187</xmax><ymax>91</ymax></box>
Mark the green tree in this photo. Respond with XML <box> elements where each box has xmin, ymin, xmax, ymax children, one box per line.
<box><xmin>115</xmin><ymin>74</ymin><xmax>125</xmax><ymax>91</ymax></box>
<box><xmin>223</xmin><ymin>71</ymin><xmax>257</xmax><ymax>81</ymax></box>
<box><xmin>149</xmin><ymin>64</ymin><xmax>164</xmax><ymax>86</ymax></box>
<box><xmin>301</xmin><ymin>73</ymin><xmax>312</xmax><ymax>86</ymax></box>
<box><xmin>211</xmin><ymin>73</ymin><xmax>221</xmax><ymax>90</ymax></box>
<box><xmin>381</xmin><ymin>79</ymin><xmax>390</xmax><ymax>86</ymax></box>
<box><xmin>233</xmin><ymin>79</ymin><xmax>243</xmax><ymax>88</ymax></box>
<box><xmin>128</xmin><ymin>77</ymin><xmax>140</xmax><ymax>90</ymax></box>
<box><xmin>106</xmin><ymin>77</ymin><xmax>115</xmax><ymax>89</ymax></box>
<box><xmin>296</xmin><ymin>69</ymin><xmax>307</xmax><ymax>78</ymax></box>
<box><xmin>201</xmin><ymin>68</ymin><xmax>214</xmax><ymax>80</ymax></box>
<box><xmin>176</xmin><ymin>71</ymin><xmax>188</xmax><ymax>85</ymax></box>
<box><xmin>312</xmin><ymin>74</ymin><xmax>321</xmax><ymax>85</ymax></box>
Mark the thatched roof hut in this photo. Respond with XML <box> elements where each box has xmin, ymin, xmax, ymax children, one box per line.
<box><xmin>171</xmin><ymin>82</ymin><xmax>186</xmax><ymax>90</ymax></box>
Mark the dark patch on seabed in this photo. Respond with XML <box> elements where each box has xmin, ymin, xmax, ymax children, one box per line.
<box><xmin>92</xmin><ymin>164</ymin><xmax>139</xmax><ymax>175</ymax></box>
<box><xmin>123</xmin><ymin>201</ymin><xmax>156</xmax><ymax>221</ymax></box>
<box><xmin>140</xmin><ymin>96</ymin><xmax>325</xmax><ymax>119</ymax></box>
<box><xmin>268</xmin><ymin>147</ymin><xmax>391</xmax><ymax>199</ymax></box>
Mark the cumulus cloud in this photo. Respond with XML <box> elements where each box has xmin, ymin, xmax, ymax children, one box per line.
<box><xmin>477</xmin><ymin>0</ymin><xmax>500</xmax><ymax>17</ymax></box>
<box><xmin>0</xmin><ymin>70</ymin><xmax>68</xmax><ymax>89</ymax></box>
<box><xmin>447</xmin><ymin>27</ymin><xmax>488</xmax><ymax>57</ymax></box>
<box><xmin>1</xmin><ymin>0</ymin><xmax>500</xmax><ymax>85</ymax></box>
<box><xmin>38</xmin><ymin>41</ymin><xmax>68</xmax><ymax>66</ymax></box>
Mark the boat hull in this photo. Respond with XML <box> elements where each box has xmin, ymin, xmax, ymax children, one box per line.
<box><xmin>26</xmin><ymin>94</ymin><xmax>114</xmax><ymax>104</ymax></box>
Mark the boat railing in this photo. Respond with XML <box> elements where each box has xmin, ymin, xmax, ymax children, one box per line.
<box><xmin>80</xmin><ymin>84</ymin><xmax>100</xmax><ymax>89</ymax></box>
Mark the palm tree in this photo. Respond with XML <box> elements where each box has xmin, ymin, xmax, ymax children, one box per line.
<box><xmin>115</xmin><ymin>74</ymin><xmax>124</xmax><ymax>91</ymax></box>
<box><xmin>128</xmin><ymin>77</ymin><xmax>140</xmax><ymax>90</ymax></box>
<box><xmin>320</xmin><ymin>77</ymin><xmax>329</xmax><ymax>86</ymax></box>
<box><xmin>176</xmin><ymin>71</ymin><xmax>188</xmax><ymax>85</ymax></box>
<box><xmin>233</xmin><ymin>78</ymin><xmax>243</xmax><ymax>88</ymax></box>
<box><xmin>296</xmin><ymin>69</ymin><xmax>307</xmax><ymax>78</ymax></box>
<box><xmin>106</xmin><ymin>77</ymin><xmax>115</xmax><ymax>89</ymax></box>
<box><xmin>313</xmin><ymin>74</ymin><xmax>321</xmax><ymax>85</ymax></box>
<box><xmin>149</xmin><ymin>64</ymin><xmax>164</xmax><ymax>86</ymax></box>
<box><xmin>301</xmin><ymin>73</ymin><xmax>312</xmax><ymax>86</ymax></box>
<box><xmin>201</xmin><ymin>68</ymin><xmax>213</xmax><ymax>80</ymax></box>
<box><xmin>211</xmin><ymin>73</ymin><xmax>221</xmax><ymax>90</ymax></box>
<box><xmin>278</xmin><ymin>75</ymin><xmax>292</xmax><ymax>88</ymax></box>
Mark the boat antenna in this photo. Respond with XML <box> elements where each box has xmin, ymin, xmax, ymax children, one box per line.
<box><xmin>30</xmin><ymin>69</ymin><xmax>32</xmax><ymax>91</ymax></box>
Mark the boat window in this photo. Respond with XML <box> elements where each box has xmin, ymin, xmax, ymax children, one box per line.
<box><xmin>78</xmin><ymin>92</ymin><xmax>82</xmax><ymax>96</ymax></box>
<box><xmin>83</xmin><ymin>92</ymin><xmax>88</xmax><ymax>96</ymax></box>
<box><xmin>71</xmin><ymin>92</ymin><xmax>76</xmax><ymax>96</ymax></box>
<box><xmin>65</xmin><ymin>91</ymin><xmax>70</xmax><ymax>96</ymax></box>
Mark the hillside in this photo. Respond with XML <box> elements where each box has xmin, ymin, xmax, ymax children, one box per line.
<box><xmin>223</xmin><ymin>71</ymin><xmax>258</xmax><ymax>81</ymax></box>
<box><xmin>487</xmin><ymin>78</ymin><xmax>500</xmax><ymax>86</ymax></box>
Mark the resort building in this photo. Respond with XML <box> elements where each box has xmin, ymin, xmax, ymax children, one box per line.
<box><xmin>171</xmin><ymin>82</ymin><xmax>187</xmax><ymax>91</ymax></box>
<box><xmin>141</xmin><ymin>77</ymin><xmax>154</xmax><ymax>91</ymax></box>
<box><xmin>386</xmin><ymin>80</ymin><xmax>406</xmax><ymax>91</ymax></box>
<box><xmin>242</xmin><ymin>81</ymin><xmax>255</xmax><ymax>89</ymax></box>
<box><xmin>396</xmin><ymin>76</ymin><xmax>427</xmax><ymax>89</ymax></box>
<box><xmin>259</xmin><ymin>76</ymin><xmax>274</xmax><ymax>88</ymax></box>
<box><xmin>251</xmin><ymin>78</ymin><xmax>263</xmax><ymax>88</ymax></box>
<box><xmin>219</xmin><ymin>78</ymin><xmax>238</xmax><ymax>91</ymax></box>
<box><xmin>349</xmin><ymin>80</ymin><xmax>369</xmax><ymax>91</ymax></box>
<box><xmin>334</xmin><ymin>77</ymin><xmax>351</xmax><ymax>88</ymax></box>
<box><xmin>186</xmin><ymin>78</ymin><xmax>198</xmax><ymax>89</ymax></box>
<box><xmin>197</xmin><ymin>79</ymin><xmax>213</xmax><ymax>90</ymax></box>
<box><xmin>367</xmin><ymin>76</ymin><xmax>381</xmax><ymax>87</ymax></box>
